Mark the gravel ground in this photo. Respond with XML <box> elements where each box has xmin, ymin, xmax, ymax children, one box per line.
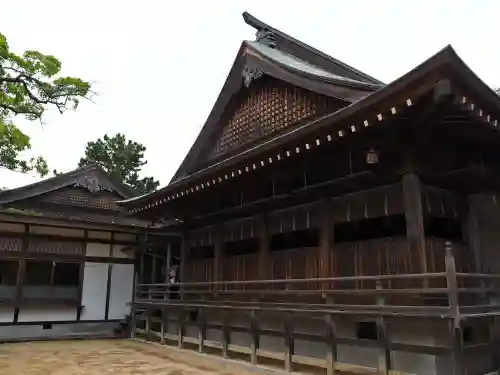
<box><xmin>0</xmin><ymin>339</ymin><xmax>220</xmax><ymax>375</ymax></box>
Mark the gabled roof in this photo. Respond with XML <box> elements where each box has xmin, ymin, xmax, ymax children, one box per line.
<box><xmin>170</xmin><ymin>12</ymin><xmax>384</xmax><ymax>183</ymax></box>
<box><xmin>242</xmin><ymin>12</ymin><xmax>384</xmax><ymax>86</ymax></box>
<box><xmin>0</xmin><ymin>164</ymin><xmax>134</xmax><ymax>205</ymax></box>
<box><xmin>120</xmin><ymin>44</ymin><xmax>500</xmax><ymax>211</ymax></box>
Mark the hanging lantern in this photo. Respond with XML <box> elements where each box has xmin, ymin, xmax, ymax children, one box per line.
<box><xmin>366</xmin><ymin>148</ymin><xmax>379</xmax><ymax>165</ymax></box>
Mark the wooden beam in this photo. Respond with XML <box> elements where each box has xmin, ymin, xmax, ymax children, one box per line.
<box><xmin>402</xmin><ymin>173</ymin><xmax>427</xmax><ymax>275</ymax></box>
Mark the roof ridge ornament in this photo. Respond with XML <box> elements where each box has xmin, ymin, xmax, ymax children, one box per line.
<box><xmin>242</xmin><ymin>64</ymin><xmax>264</xmax><ymax>88</ymax></box>
<box><xmin>255</xmin><ymin>28</ymin><xmax>276</xmax><ymax>48</ymax></box>
<box><xmin>74</xmin><ymin>175</ymin><xmax>113</xmax><ymax>193</ymax></box>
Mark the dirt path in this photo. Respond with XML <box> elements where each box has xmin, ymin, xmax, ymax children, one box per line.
<box><xmin>0</xmin><ymin>339</ymin><xmax>218</xmax><ymax>375</ymax></box>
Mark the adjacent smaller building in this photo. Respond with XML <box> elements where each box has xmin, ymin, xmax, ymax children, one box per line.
<box><xmin>0</xmin><ymin>164</ymin><xmax>167</xmax><ymax>341</ymax></box>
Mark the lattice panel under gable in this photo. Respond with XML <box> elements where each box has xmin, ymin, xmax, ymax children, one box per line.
<box><xmin>210</xmin><ymin>77</ymin><xmax>340</xmax><ymax>158</ymax></box>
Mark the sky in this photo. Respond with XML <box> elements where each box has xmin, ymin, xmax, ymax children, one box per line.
<box><xmin>1</xmin><ymin>0</ymin><xmax>500</xmax><ymax>188</ymax></box>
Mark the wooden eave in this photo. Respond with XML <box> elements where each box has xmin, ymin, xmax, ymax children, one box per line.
<box><xmin>0</xmin><ymin>210</ymin><xmax>150</xmax><ymax>233</ymax></box>
<box><xmin>121</xmin><ymin>45</ymin><xmax>500</xmax><ymax>216</ymax></box>
<box><xmin>0</xmin><ymin>164</ymin><xmax>134</xmax><ymax>205</ymax></box>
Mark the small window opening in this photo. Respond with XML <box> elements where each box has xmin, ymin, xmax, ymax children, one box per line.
<box><xmin>425</xmin><ymin>217</ymin><xmax>462</xmax><ymax>241</ymax></box>
<box><xmin>42</xmin><ymin>323</ymin><xmax>53</xmax><ymax>330</ymax></box>
<box><xmin>225</xmin><ymin>238</ymin><xmax>258</xmax><ymax>256</ymax></box>
<box><xmin>356</xmin><ymin>321</ymin><xmax>378</xmax><ymax>340</ymax></box>
<box><xmin>462</xmin><ymin>326</ymin><xmax>473</xmax><ymax>343</ymax></box>
<box><xmin>335</xmin><ymin>215</ymin><xmax>407</xmax><ymax>243</ymax></box>
<box><xmin>270</xmin><ymin>229</ymin><xmax>319</xmax><ymax>251</ymax></box>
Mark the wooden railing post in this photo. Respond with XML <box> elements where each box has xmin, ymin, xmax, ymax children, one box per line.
<box><xmin>160</xmin><ymin>307</ymin><xmax>166</xmax><ymax>345</ymax></box>
<box><xmin>445</xmin><ymin>241</ymin><xmax>460</xmax><ymax>324</ymax></box>
<box><xmin>130</xmin><ymin>305</ymin><xmax>137</xmax><ymax>338</ymax></box>
<box><xmin>376</xmin><ymin>280</ymin><xmax>391</xmax><ymax>375</ymax></box>
<box><xmin>284</xmin><ymin>312</ymin><xmax>294</xmax><ymax>373</ymax></box>
<box><xmin>445</xmin><ymin>241</ymin><xmax>464</xmax><ymax>375</ymax></box>
<box><xmin>222</xmin><ymin>310</ymin><xmax>230</xmax><ymax>358</ymax></box>
<box><xmin>198</xmin><ymin>308</ymin><xmax>206</xmax><ymax>353</ymax></box>
<box><xmin>324</xmin><ymin>312</ymin><xmax>337</xmax><ymax>375</ymax></box>
<box><xmin>177</xmin><ymin>307</ymin><xmax>184</xmax><ymax>348</ymax></box>
<box><xmin>250</xmin><ymin>304</ymin><xmax>259</xmax><ymax>365</ymax></box>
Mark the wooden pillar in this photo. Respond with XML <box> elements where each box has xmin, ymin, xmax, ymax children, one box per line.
<box><xmin>165</xmin><ymin>242</ymin><xmax>172</xmax><ymax>279</ymax></box>
<box><xmin>319</xmin><ymin>200</ymin><xmax>333</xmax><ymax>295</ymax></box>
<box><xmin>445</xmin><ymin>241</ymin><xmax>464</xmax><ymax>375</ymax></box>
<box><xmin>213</xmin><ymin>225</ymin><xmax>223</xmax><ymax>294</ymax></box>
<box><xmin>402</xmin><ymin>173</ymin><xmax>427</xmax><ymax>275</ymax></box>
<box><xmin>466</xmin><ymin>195</ymin><xmax>482</xmax><ymax>273</ymax></box>
<box><xmin>257</xmin><ymin>214</ymin><xmax>270</xmax><ymax>280</ymax></box>
<box><xmin>180</xmin><ymin>232</ymin><xmax>189</xmax><ymax>300</ymax></box>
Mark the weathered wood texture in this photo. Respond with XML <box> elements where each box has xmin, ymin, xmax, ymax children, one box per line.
<box><xmin>206</xmin><ymin>76</ymin><xmax>342</xmax><ymax>161</ymax></box>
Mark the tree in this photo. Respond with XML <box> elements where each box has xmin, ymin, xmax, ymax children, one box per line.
<box><xmin>77</xmin><ymin>133</ymin><xmax>159</xmax><ymax>195</ymax></box>
<box><xmin>0</xmin><ymin>32</ymin><xmax>91</xmax><ymax>177</ymax></box>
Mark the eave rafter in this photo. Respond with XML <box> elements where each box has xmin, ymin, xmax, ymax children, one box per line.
<box><xmin>129</xmin><ymin>96</ymin><xmax>417</xmax><ymax>215</ymax></box>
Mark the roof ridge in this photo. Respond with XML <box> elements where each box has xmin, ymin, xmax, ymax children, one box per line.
<box><xmin>0</xmin><ymin>163</ymin><xmax>134</xmax><ymax>204</ymax></box>
<box><xmin>242</xmin><ymin>12</ymin><xmax>384</xmax><ymax>85</ymax></box>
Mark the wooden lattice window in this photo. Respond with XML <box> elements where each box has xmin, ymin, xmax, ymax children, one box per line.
<box><xmin>27</xmin><ymin>239</ymin><xmax>84</xmax><ymax>255</ymax></box>
<box><xmin>211</xmin><ymin>78</ymin><xmax>337</xmax><ymax>158</ymax></box>
<box><xmin>0</xmin><ymin>237</ymin><xmax>22</xmax><ymax>252</ymax></box>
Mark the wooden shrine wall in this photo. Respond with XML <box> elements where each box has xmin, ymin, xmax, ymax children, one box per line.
<box><xmin>185</xmin><ymin>184</ymin><xmax>475</xmax><ymax>287</ymax></box>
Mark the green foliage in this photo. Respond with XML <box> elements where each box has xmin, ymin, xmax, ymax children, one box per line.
<box><xmin>0</xmin><ymin>32</ymin><xmax>91</xmax><ymax>177</ymax></box>
<box><xmin>77</xmin><ymin>133</ymin><xmax>159</xmax><ymax>195</ymax></box>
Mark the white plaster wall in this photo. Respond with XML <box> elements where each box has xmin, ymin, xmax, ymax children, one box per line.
<box><xmin>86</xmin><ymin>242</ymin><xmax>111</xmax><ymax>257</ymax></box>
<box><xmin>18</xmin><ymin>307</ymin><xmax>77</xmax><ymax>322</ymax></box>
<box><xmin>29</xmin><ymin>225</ymin><xmax>84</xmax><ymax>237</ymax></box>
<box><xmin>80</xmin><ymin>262</ymin><xmax>108</xmax><ymax>320</ymax></box>
<box><xmin>0</xmin><ymin>307</ymin><xmax>14</xmax><ymax>323</ymax></box>
<box><xmin>113</xmin><ymin>244</ymin><xmax>133</xmax><ymax>259</ymax></box>
<box><xmin>108</xmin><ymin>263</ymin><xmax>134</xmax><ymax>320</ymax></box>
